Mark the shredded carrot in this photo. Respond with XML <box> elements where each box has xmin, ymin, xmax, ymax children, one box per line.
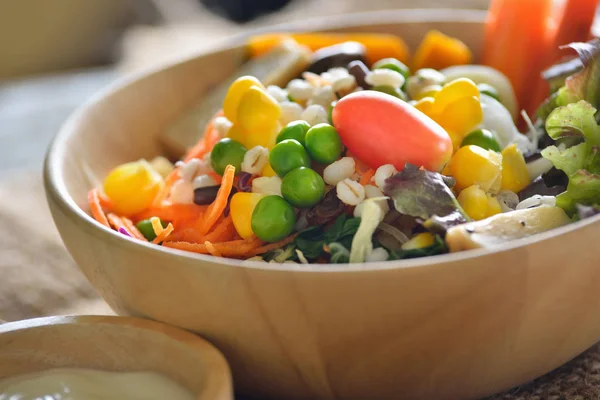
<box><xmin>359</xmin><ymin>169</ymin><xmax>376</xmax><ymax>186</ymax></box>
<box><xmin>98</xmin><ymin>192</ymin><xmax>113</xmax><ymax>210</ymax></box>
<box><xmin>164</xmin><ymin>228</ymin><xmax>204</xmax><ymax>243</ymax></box>
<box><xmin>203</xmin><ymin>215</ymin><xmax>235</xmax><ymax>242</ymax></box>
<box><xmin>88</xmin><ymin>189</ymin><xmax>110</xmax><ymax>228</ymax></box>
<box><xmin>121</xmin><ymin>217</ymin><xmax>146</xmax><ymax>241</ymax></box>
<box><xmin>134</xmin><ymin>204</ymin><xmax>206</xmax><ymax>223</ymax></box>
<box><xmin>152</xmin><ymin>223</ymin><xmax>174</xmax><ymax>244</ymax></box>
<box><xmin>204</xmin><ymin>241</ymin><xmax>222</xmax><ymax>257</ymax></box>
<box><xmin>249</xmin><ymin>234</ymin><xmax>297</xmax><ymax>256</ymax></box>
<box><xmin>184</xmin><ymin>111</ymin><xmax>224</xmax><ymax>162</ymax></box>
<box><xmin>164</xmin><ymin>236</ymin><xmax>262</xmax><ymax>258</ymax></box>
<box><xmin>106</xmin><ymin>213</ymin><xmax>126</xmax><ymax>231</ymax></box>
<box><xmin>152</xmin><ymin>170</ymin><xmax>180</xmax><ymax>208</ymax></box>
<box><xmin>196</xmin><ymin>164</ymin><xmax>235</xmax><ymax>236</ymax></box>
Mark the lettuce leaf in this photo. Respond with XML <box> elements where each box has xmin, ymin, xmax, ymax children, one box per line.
<box><xmin>557</xmin><ymin>39</ymin><xmax>600</xmax><ymax>112</ymax></box>
<box><xmin>556</xmin><ymin>170</ymin><xmax>600</xmax><ymax>212</ymax></box>
<box><xmin>542</xmin><ymin>101</ymin><xmax>600</xmax><ymax>213</ymax></box>
<box><xmin>383</xmin><ymin>163</ymin><xmax>468</xmax><ymax>221</ymax></box>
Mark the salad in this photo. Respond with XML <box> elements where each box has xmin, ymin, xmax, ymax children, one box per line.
<box><xmin>88</xmin><ymin>21</ymin><xmax>600</xmax><ymax>264</ymax></box>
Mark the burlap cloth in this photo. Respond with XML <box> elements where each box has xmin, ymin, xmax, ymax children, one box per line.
<box><xmin>3</xmin><ymin>0</ymin><xmax>600</xmax><ymax>398</ymax></box>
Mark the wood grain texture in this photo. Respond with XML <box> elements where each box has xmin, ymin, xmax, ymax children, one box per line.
<box><xmin>43</xmin><ymin>9</ymin><xmax>600</xmax><ymax>400</ymax></box>
<box><xmin>0</xmin><ymin>315</ymin><xmax>233</xmax><ymax>400</ymax></box>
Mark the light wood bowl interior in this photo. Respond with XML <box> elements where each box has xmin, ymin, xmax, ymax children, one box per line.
<box><xmin>0</xmin><ymin>316</ymin><xmax>233</xmax><ymax>400</ymax></box>
<box><xmin>44</xmin><ymin>9</ymin><xmax>600</xmax><ymax>400</ymax></box>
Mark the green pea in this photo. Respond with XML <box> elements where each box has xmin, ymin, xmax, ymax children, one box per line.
<box><xmin>136</xmin><ymin>218</ymin><xmax>168</xmax><ymax>241</ymax></box>
<box><xmin>251</xmin><ymin>195</ymin><xmax>296</xmax><ymax>242</ymax></box>
<box><xmin>477</xmin><ymin>83</ymin><xmax>501</xmax><ymax>102</ymax></box>
<box><xmin>372</xmin><ymin>85</ymin><xmax>407</xmax><ymax>100</ymax></box>
<box><xmin>281</xmin><ymin>167</ymin><xmax>325</xmax><ymax>208</ymax></box>
<box><xmin>373</xmin><ymin>58</ymin><xmax>410</xmax><ymax>80</ymax></box>
<box><xmin>461</xmin><ymin>129</ymin><xmax>501</xmax><ymax>152</ymax></box>
<box><xmin>210</xmin><ymin>138</ymin><xmax>247</xmax><ymax>175</ymax></box>
<box><xmin>304</xmin><ymin>123</ymin><xmax>343</xmax><ymax>164</ymax></box>
<box><xmin>328</xmin><ymin>101</ymin><xmax>337</xmax><ymax>125</ymax></box>
<box><xmin>276</xmin><ymin>120</ymin><xmax>311</xmax><ymax>145</ymax></box>
<box><xmin>269</xmin><ymin>139</ymin><xmax>311</xmax><ymax>177</ymax></box>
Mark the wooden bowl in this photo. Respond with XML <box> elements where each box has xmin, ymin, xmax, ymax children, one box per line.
<box><xmin>44</xmin><ymin>9</ymin><xmax>600</xmax><ymax>400</ymax></box>
<box><xmin>0</xmin><ymin>315</ymin><xmax>233</xmax><ymax>400</ymax></box>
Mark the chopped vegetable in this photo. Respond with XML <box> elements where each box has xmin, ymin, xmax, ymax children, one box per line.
<box><xmin>383</xmin><ymin>163</ymin><xmax>466</xmax><ymax>221</ymax></box>
<box><xmin>350</xmin><ymin>199</ymin><xmax>384</xmax><ymax>263</ymax></box>
<box><xmin>412</xmin><ymin>30</ymin><xmax>472</xmax><ymax>71</ymax></box>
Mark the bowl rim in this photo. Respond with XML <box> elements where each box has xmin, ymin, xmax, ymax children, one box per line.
<box><xmin>44</xmin><ymin>8</ymin><xmax>600</xmax><ymax>273</ymax></box>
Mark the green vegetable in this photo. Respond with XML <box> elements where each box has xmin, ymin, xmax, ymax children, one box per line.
<box><xmin>281</xmin><ymin>167</ymin><xmax>325</xmax><ymax>208</ymax></box>
<box><xmin>460</xmin><ymin>129</ymin><xmax>501</xmax><ymax>152</ymax></box>
<box><xmin>389</xmin><ymin>234</ymin><xmax>446</xmax><ymax>260</ymax></box>
<box><xmin>477</xmin><ymin>83</ymin><xmax>501</xmax><ymax>102</ymax></box>
<box><xmin>371</xmin><ymin>85</ymin><xmax>406</xmax><ymax>100</ymax></box>
<box><xmin>251</xmin><ymin>195</ymin><xmax>296</xmax><ymax>242</ymax></box>
<box><xmin>541</xmin><ymin>101</ymin><xmax>600</xmax><ymax>213</ymax></box>
<box><xmin>294</xmin><ymin>214</ymin><xmax>361</xmax><ymax>261</ymax></box>
<box><xmin>383</xmin><ymin>163</ymin><xmax>468</xmax><ymax>221</ymax></box>
<box><xmin>350</xmin><ymin>199</ymin><xmax>384</xmax><ymax>263</ymax></box>
<box><xmin>304</xmin><ymin>123</ymin><xmax>343</xmax><ymax>164</ymax></box>
<box><xmin>328</xmin><ymin>242</ymin><xmax>350</xmax><ymax>263</ymax></box>
<box><xmin>269</xmin><ymin>139</ymin><xmax>311</xmax><ymax>177</ymax></box>
<box><xmin>373</xmin><ymin>57</ymin><xmax>410</xmax><ymax>80</ymax></box>
<box><xmin>210</xmin><ymin>138</ymin><xmax>247</xmax><ymax>175</ymax></box>
<box><xmin>541</xmin><ymin>39</ymin><xmax>600</xmax><ymax>117</ymax></box>
<box><xmin>276</xmin><ymin>120</ymin><xmax>311</xmax><ymax>145</ymax></box>
<box><xmin>136</xmin><ymin>218</ymin><xmax>168</xmax><ymax>241</ymax></box>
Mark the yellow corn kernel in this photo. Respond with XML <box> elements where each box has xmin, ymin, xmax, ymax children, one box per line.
<box><xmin>230</xmin><ymin>192</ymin><xmax>267</xmax><ymax>239</ymax></box>
<box><xmin>413</xmin><ymin>84</ymin><xmax>442</xmax><ymax>101</ymax></box>
<box><xmin>402</xmin><ymin>232</ymin><xmax>436</xmax><ymax>250</ymax></box>
<box><xmin>223</xmin><ymin>76</ymin><xmax>265</xmax><ymax>123</ymax></box>
<box><xmin>237</xmin><ymin>86</ymin><xmax>281</xmax><ymax>132</ymax></box>
<box><xmin>413</xmin><ymin>97</ymin><xmax>436</xmax><ymax>116</ymax></box>
<box><xmin>103</xmin><ymin>160</ymin><xmax>163</xmax><ymax>215</ymax></box>
<box><xmin>225</xmin><ymin>124</ymin><xmax>245</xmax><ymax>143</ymax></box>
<box><xmin>243</xmin><ymin>120</ymin><xmax>281</xmax><ymax>151</ymax></box>
<box><xmin>486</xmin><ymin>193</ymin><xmax>502</xmax><ymax>217</ymax></box>
<box><xmin>432</xmin><ymin>78</ymin><xmax>480</xmax><ymax>115</ymax></box>
<box><xmin>501</xmin><ymin>144</ymin><xmax>531</xmax><ymax>193</ymax></box>
<box><xmin>457</xmin><ymin>185</ymin><xmax>489</xmax><ymax>220</ymax></box>
<box><xmin>436</xmin><ymin>96</ymin><xmax>483</xmax><ymax>140</ymax></box>
<box><xmin>450</xmin><ymin>145</ymin><xmax>503</xmax><ymax>193</ymax></box>
<box><xmin>261</xmin><ymin>162</ymin><xmax>277</xmax><ymax>177</ymax></box>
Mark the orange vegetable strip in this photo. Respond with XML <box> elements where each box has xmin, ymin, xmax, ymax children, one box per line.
<box><xmin>121</xmin><ymin>217</ymin><xmax>146</xmax><ymax>241</ymax></box>
<box><xmin>152</xmin><ymin>169</ymin><xmax>180</xmax><ymax>208</ymax></box>
<box><xmin>98</xmin><ymin>192</ymin><xmax>113</xmax><ymax>210</ymax></box>
<box><xmin>134</xmin><ymin>204</ymin><xmax>207</xmax><ymax>223</ymax></box>
<box><xmin>152</xmin><ymin>223</ymin><xmax>174</xmax><ymax>244</ymax></box>
<box><xmin>203</xmin><ymin>215</ymin><xmax>233</xmax><ymax>242</ymax></box>
<box><xmin>164</xmin><ymin>228</ymin><xmax>203</xmax><ymax>243</ymax></box>
<box><xmin>247</xmin><ymin>33</ymin><xmax>410</xmax><ymax>65</ymax></box>
<box><xmin>483</xmin><ymin>0</ymin><xmax>554</xmax><ymax>115</ymax></box>
<box><xmin>196</xmin><ymin>165</ymin><xmax>235</xmax><ymax>236</ymax></box>
<box><xmin>164</xmin><ymin>237</ymin><xmax>262</xmax><ymax>257</ymax></box>
<box><xmin>249</xmin><ymin>234</ymin><xmax>297</xmax><ymax>257</ymax></box>
<box><xmin>184</xmin><ymin>111</ymin><xmax>224</xmax><ymax>162</ymax></box>
<box><xmin>412</xmin><ymin>30</ymin><xmax>472</xmax><ymax>71</ymax></box>
<box><xmin>88</xmin><ymin>189</ymin><xmax>110</xmax><ymax>228</ymax></box>
<box><xmin>359</xmin><ymin>169</ymin><xmax>375</xmax><ymax>186</ymax></box>
<box><xmin>106</xmin><ymin>213</ymin><xmax>127</xmax><ymax>231</ymax></box>
<box><xmin>204</xmin><ymin>241</ymin><xmax>222</xmax><ymax>257</ymax></box>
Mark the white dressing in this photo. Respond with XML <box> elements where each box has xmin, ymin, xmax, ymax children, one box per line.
<box><xmin>0</xmin><ymin>368</ymin><xmax>195</xmax><ymax>400</ymax></box>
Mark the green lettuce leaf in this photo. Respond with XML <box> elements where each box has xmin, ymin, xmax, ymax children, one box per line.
<box><xmin>545</xmin><ymin>101</ymin><xmax>600</xmax><ymax>145</ymax></box>
<box><xmin>383</xmin><ymin>163</ymin><xmax>468</xmax><ymax>221</ymax></box>
<box><xmin>389</xmin><ymin>235</ymin><xmax>446</xmax><ymax>260</ymax></box>
<box><xmin>557</xmin><ymin>39</ymin><xmax>600</xmax><ymax>111</ymax></box>
<box><xmin>556</xmin><ymin>170</ymin><xmax>600</xmax><ymax>213</ymax></box>
<box><xmin>294</xmin><ymin>214</ymin><xmax>361</xmax><ymax>261</ymax></box>
<box><xmin>541</xmin><ymin>143</ymin><xmax>588</xmax><ymax>176</ymax></box>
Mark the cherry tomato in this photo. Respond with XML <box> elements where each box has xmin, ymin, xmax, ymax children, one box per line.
<box><xmin>331</xmin><ymin>91</ymin><xmax>452</xmax><ymax>171</ymax></box>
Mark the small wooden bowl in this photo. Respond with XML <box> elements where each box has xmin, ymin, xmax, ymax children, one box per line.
<box><xmin>44</xmin><ymin>9</ymin><xmax>600</xmax><ymax>400</ymax></box>
<box><xmin>0</xmin><ymin>316</ymin><xmax>233</xmax><ymax>400</ymax></box>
